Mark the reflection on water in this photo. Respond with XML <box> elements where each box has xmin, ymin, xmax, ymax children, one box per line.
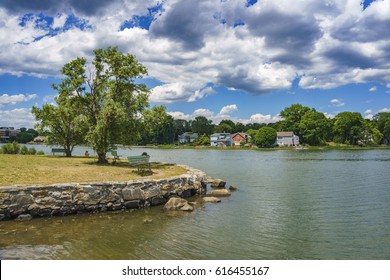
<box><xmin>1</xmin><ymin>147</ymin><xmax>390</xmax><ymax>259</ymax></box>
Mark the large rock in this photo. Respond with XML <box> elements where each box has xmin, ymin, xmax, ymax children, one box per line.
<box><xmin>209</xmin><ymin>178</ymin><xmax>226</xmax><ymax>189</ymax></box>
<box><xmin>207</xmin><ymin>189</ymin><xmax>231</xmax><ymax>197</ymax></box>
<box><xmin>163</xmin><ymin>197</ymin><xmax>194</xmax><ymax>211</ymax></box>
<box><xmin>202</xmin><ymin>197</ymin><xmax>221</xmax><ymax>203</ymax></box>
<box><xmin>229</xmin><ymin>185</ymin><xmax>238</xmax><ymax>191</ymax></box>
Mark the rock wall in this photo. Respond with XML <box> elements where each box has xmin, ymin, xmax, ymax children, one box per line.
<box><xmin>0</xmin><ymin>165</ymin><xmax>207</xmax><ymax>221</ymax></box>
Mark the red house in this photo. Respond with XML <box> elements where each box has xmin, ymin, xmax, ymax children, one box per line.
<box><xmin>231</xmin><ymin>132</ymin><xmax>250</xmax><ymax>146</ymax></box>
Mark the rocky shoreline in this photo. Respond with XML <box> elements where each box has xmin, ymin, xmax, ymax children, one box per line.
<box><xmin>0</xmin><ymin>165</ymin><xmax>233</xmax><ymax>221</ymax></box>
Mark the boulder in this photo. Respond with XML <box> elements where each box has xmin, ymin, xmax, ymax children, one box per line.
<box><xmin>202</xmin><ymin>197</ymin><xmax>221</xmax><ymax>203</ymax></box>
<box><xmin>229</xmin><ymin>185</ymin><xmax>238</xmax><ymax>191</ymax></box>
<box><xmin>209</xmin><ymin>178</ymin><xmax>226</xmax><ymax>189</ymax></box>
<box><xmin>163</xmin><ymin>197</ymin><xmax>194</xmax><ymax>211</ymax></box>
<box><xmin>207</xmin><ymin>189</ymin><xmax>231</xmax><ymax>197</ymax></box>
<box><xmin>17</xmin><ymin>214</ymin><xmax>32</xmax><ymax>221</ymax></box>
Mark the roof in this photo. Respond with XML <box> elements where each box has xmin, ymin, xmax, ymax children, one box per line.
<box><xmin>277</xmin><ymin>131</ymin><xmax>294</xmax><ymax>137</ymax></box>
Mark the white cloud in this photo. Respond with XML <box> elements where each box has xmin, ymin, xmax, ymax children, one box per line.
<box><xmin>330</xmin><ymin>99</ymin><xmax>345</xmax><ymax>107</ymax></box>
<box><xmin>1</xmin><ymin>0</ymin><xmax>390</xmax><ymax>102</ymax></box>
<box><xmin>324</xmin><ymin>112</ymin><xmax>335</xmax><ymax>119</ymax></box>
<box><xmin>247</xmin><ymin>113</ymin><xmax>283</xmax><ymax>124</ymax></box>
<box><xmin>0</xmin><ymin>93</ymin><xmax>37</xmax><ymax>107</ymax></box>
<box><xmin>168</xmin><ymin>104</ymin><xmax>281</xmax><ymax>125</ymax></box>
<box><xmin>369</xmin><ymin>86</ymin><xmax>377</xmax><ymax>92</ymax></box>
<box><xmin>0</xmin><ymin>108</ymin><xmax>36</xmax><ymax>128</ymax></box>
<box><xmin>219</xmin><ymin>104</ymin><xmax>238</xmax><ymax>115</ymax></box>
<box><xmin>379</xmin><ymin>108</ymin><xmax>390</xmax><ymax>113</ymax></box>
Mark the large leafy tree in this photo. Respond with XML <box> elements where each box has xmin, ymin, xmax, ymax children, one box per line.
<box><xmin>333</xmin><ymin>112</ymin><xmax>366</xmax><ymax>145</ymax></box>
<box><xmin>141</xmin><ymin>106</ymin><xmax>176</xmax><ymax>145</ymax></box>
<box><xmin>51</xmin><ymin>46</ymin><xmax>149</xmax><ymax>163</ymax></box>
<box><xmin>32</xmin><ymin>95</ymin><xmax>87</xmax><ymax>156</ymax></box>
<box><xmin>191</xmin><ymin>116</ymin><xmax>214</xmax><ymax>136</ymax></box>
<box><xmin>279</xmin><ymin>104</ymin><xmax>314</xmax><ymax>135</ymax></box>
<box><xmin>254</xmin><ymin>127</ymin><xmax>277</xmax><ymax>147</ymax></box>
<box><xmin>373</xmin><ymin>112</ymin><xmax>390</xmax><ymax>144</ymax></box>
<box><xmin>299</xmin><ymin>111</ymin><xmax>333</xmax><ymax>145</ymax></box>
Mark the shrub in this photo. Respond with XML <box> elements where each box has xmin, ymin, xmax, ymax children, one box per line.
<box><xmin>1</xmin><ymin>142</ymin><xmax>21</xmax><ymax>154</ymax></box>
<box><xmin>254</xmin><ymin>127</ymin><xmax>277</xmax><ymax>148</ymax></box>
<box><xmin>37</xmin><ymin>150</ymin><xmax>45</xmax><ymax>155</ymax></box>
<box><xmin>20</xmin><ymin>145</ymin><xmax>29</xmax><ymax>155</ymax></box>
<box><xmin>28</xmin><ymin>147</ymin><xmax>37</xmax><ymax>155</ymax></box>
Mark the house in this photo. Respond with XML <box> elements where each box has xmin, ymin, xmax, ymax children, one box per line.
<box><xmin>178</xmin><ymin>132</ymin><xmax>199</xmax><ymax>144</ymax></box>
<box><xmin>276</xmin><ymin>132</ymin><xmax>299</xmax><ymax>146</ymax></box>
<box><xmin>231</xmin><ymin>132</ymin><xmax>250</xmax><ymax>146</ymax></box>
<box><xmin>0</xmin><ymin>127</ymin><xmax>20</xmax><ymax>140</ymax></box>
<box><xmin>210</xmin><ymin>133</ymin><xmax>233</xmax><ymax>147</ymax></box>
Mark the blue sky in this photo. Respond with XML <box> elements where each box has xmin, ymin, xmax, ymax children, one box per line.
<box><xmin>0</xmin><ymin>0</ymin><xmax>389</xmax><ymax>128</ymax></box>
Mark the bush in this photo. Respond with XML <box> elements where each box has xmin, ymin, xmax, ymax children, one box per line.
<box><xmin>37</xmin><ymin>150</ymin><xmax>45</xmax><ymax>155</ymax></box>
<box><xmin>254</xmin><ymin>127</ymin><xmax>277</xmax><ymax>148</ymax></box>
<box><xmin>28</xmin><ymin>147</ymin><xmax>37</xmax><ymax>155</ymax></box>
<box><xmin>1</xmin><ymin>142</ymin><xmax>21</xmax><ymax>154</ymax></box>
<box><xmin>20</xmin><ymin>145</ymin><xmax>29</xmax><ymax>155</ymax></box>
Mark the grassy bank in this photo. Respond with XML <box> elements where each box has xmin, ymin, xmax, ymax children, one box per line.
<box><xmin>0</xmin><ymin>155</ymin><xmax>187</xmax><ymax>187</ymax></box>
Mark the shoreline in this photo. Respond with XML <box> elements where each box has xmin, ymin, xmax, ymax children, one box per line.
<box><xmin>0</xmin><ymin>165</ymin><xmax>208</xmax><ymax>221</ymax></box>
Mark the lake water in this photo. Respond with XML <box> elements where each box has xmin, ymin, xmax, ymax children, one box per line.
<box><xmin>1</xmin><ymin>146</ymin><xmax>390</xmax><ymax>259</ymax></box>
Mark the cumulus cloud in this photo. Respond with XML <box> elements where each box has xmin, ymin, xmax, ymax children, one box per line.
<box><xmin>330</xmin><ymin>99</ymin><xmax>345</xmax><ymax>107</ymax></box>
<box><xmin>168</xmin><ymin>104</ymin><xmax>281</xmax><ymax>125</ymax></box>
<box><xmin>0</xmin><ymin>93</ymin><xmax>37</xmax><ymax>107</ymax></box>
<box><xmin>1</xmin><ymin>0</ymin><xmax>390</xmax><ymax>102</ymax></box>
<box><xmin>219</xmin><ymin>104</ymin><xmax>238</xmax><ymax>115</ymax></box>
<box><xmin>0</xmin><ymin>108</ymin><xmax>36</xmax><ymax>128</ymax></box>
<box><xmin>248</xmin><ymin>113</ymin><xmax>283</xmax><ymax>124</ymax></box>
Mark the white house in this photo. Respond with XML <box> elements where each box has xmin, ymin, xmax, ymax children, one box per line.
<box><xmin>178</xmin><ymin>132</ymin><xmax>199</xmax><ymax>144</ymax></box>
<box><xmin>210</xmin><ymin>133</ymin><xmax>233</xmax><ymax>147</ymax></box>
<box><xmin>276</xmin><ymin>132</ymin><xmax>299</xmax><ymax>146</ymax></box>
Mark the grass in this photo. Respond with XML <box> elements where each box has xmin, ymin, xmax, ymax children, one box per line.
<box><xmin>0</xmin><ymin>154</ymin><xmax>187</xmax><ymax>187</ymax></box>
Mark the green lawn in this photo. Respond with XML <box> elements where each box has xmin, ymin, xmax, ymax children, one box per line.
<box><xmin>0</xmin><ymin>154</ymin><xmax>187</xmax><ymax>187</ymax></box>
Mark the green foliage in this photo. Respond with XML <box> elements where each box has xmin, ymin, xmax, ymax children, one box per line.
<box><xmin>280</xmin><ymin>104</ymin><xmax>314</xmax><ymax>135</ymax></box>
<box><xmin>37</xmin><ymin>150</ymin><xmax>45</xmax><ymax>155</ymax></box>
<box><xmin>191</xmin><ymin>116</ymin><xmax>214</xmax><ymax>136</ymax></box>
<box><xmin>374</xmin><ymin>112</ymin><xmax>390</xmax><ymax>144</ymax></box>
<box><xmin>20</xmin><ymin>145</ymin><xmax>29</xmax><ymax>155</ymax></box>
<box><xmin>254</xmin><ymin>127</ymin><xmax>277</xmax><ymax>147</ymax></box>
<box><xmin>333</xmin><ymin>112</ymin><xmax>366</xmax><ymax>145</ymax></box>
<box><xmin>28</xmin><ymin>147</ymin><xmax>37</xmax><ymax>155</ymax></box>
<box><xmin>246</xmin><ymin>129</ymin><xmax>258</xmax><ymax>142</ymax></box>
<box><xmin>141</xmin><ymin>106</ymin><xmax>176</xmax><ymax>145</ymax></box>
<box><xmin>15</xmin><ymin>128</ymin><xmax>38</xmax><ymax>143</ymax></box>
<box><xmin>299</xmin><ymin>111</ymin><xmax>332</xmax><ymax>145</ymax></box>
<box><xmin>35</xmin><ymin>46</ymin><xmax>149</xmax><ymax>163</ymax></box>
<box><xmin>192</xmin><ymin>134</ymin><xmax>210</xmax><ymax>146</ymax></box>
<box><xmin>214</xmin><ymin>122</ymin><xmax>233</xmax><ymax>133</ymax></box>
<box><xmin>1</xmin><ymin>142</ymin><xmax>21</xmax><ymax>154</ymax></box>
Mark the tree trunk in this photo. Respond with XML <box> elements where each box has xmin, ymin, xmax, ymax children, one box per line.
<box><xmin>65</xmin><ymin>146</ymin><xmax>72</xmax><ymax>157</ymax></box>
<box><xmin>97</xmin><ymin>153</ymin><xmax>107</xmax><ymax>164</ymax></box>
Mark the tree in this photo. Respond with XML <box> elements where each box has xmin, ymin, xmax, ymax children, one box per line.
<box><xmin>192</xmin><ymin>134</ymin><xmax>210</xmax><ymax>146</ymax></box>
<box><xmin>32</xmin><ymin>95</ymin><xmax>86</xmax><ymax>156</ymax></box>
<box><xmin>174</xmin><ymin>119</ymin><xmax>191</xmax><ymax>140</ymax></box>
<box><xmin>50</xmin><ymin>46</ymin><xmax>149</xmax><ymax>163</ymax></box>
<box><xmin>141</xmin><ymin>106</ymin><xmax>176</xmax><ymax>145</ymax></box>
<box><xmin>299</xmin><ymin>111</ymin><xmax>332</xmax><ymax>145</ymax></box>
<box><xmin>15</xmin><ymin>128</ymin><xmax>38</xmax><ymax>144</ymax></box>
<box><xmin>254</xmin><ymin>127</ymin><xmax>277</xmax><ymax>147</ymax></box>
<box><xmin>191</xmin><ymin>116</ymin><xmax>214</xmax><ymax>136</ymax></box>
<box><xmin>279</xmin><ymin>104</ymin><xmax>314</xmax><ymax>135</ymax></box>
<box><xmin>373</xmin><ymin>112</ymin><xmax>390</xmax><ymax>144</ymax></box>
<box><xmin>214</xmin><ymin>122</ymin><xmax>233</xmax><ymax>133</ymax></box>
<box><xmin>333</xmin><ymin>112</ymin><xmax>366</xmax><ymax>145</ymax></box>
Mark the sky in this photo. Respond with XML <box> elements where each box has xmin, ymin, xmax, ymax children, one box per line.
<box><xmin>0</xmin><ymin>0</ymin><xmax>390</xmax><ymax>128</ymax></box>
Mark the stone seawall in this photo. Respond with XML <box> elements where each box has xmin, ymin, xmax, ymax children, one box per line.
<box><xmin>0</xmin><ymin>165</ymin><xmax>207</xmax><ymax>221</ymax></box>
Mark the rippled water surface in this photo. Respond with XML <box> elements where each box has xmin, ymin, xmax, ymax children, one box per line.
<box><xmin>1</xmin><ymin>147</ymin><xmax>390</xmax><ymax>259</ymax></box>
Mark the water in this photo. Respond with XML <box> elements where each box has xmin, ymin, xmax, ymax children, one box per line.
<box><xmin>1</xmin><ymin>146</ymin><xmax>390</xmax><ymax>259</ymax></box>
